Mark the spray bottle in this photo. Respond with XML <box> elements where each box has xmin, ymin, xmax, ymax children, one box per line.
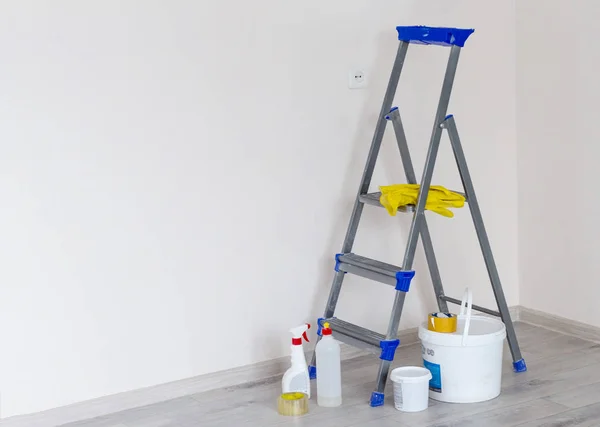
<box><xmin>282</xmin><ymin>323</ymin><xmax>311</xmax><ymax>398</ymax></box>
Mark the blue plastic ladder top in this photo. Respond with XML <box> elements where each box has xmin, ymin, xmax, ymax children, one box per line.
<box><xmin>396</xmin><ymin>26</ymin><xmax>474</xmax><ymax>47</ymax></box>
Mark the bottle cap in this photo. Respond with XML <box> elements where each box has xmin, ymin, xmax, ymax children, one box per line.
<box><xmin>322</xmin><ymin>322</ymin><xmax>332</xmax><ymax>336</ymax></box>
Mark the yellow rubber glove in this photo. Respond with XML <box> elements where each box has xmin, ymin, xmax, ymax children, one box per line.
<box><xmin>379</xmin><ymin>184</ymin><xmax>419</xmax><ymax>215</ymax></box>
<box><xmin>426</xmin><ymin>186</ymin><xmax>466</xmax><ymax>217</ymax></box>
<box><xmin>379</xmin><ymin>184</ymin><xmax>465</xmax><ymax>217</ymax></box>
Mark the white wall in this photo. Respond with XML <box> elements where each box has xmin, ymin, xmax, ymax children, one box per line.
<box><xmin>517</xmin><ymin>1</ymin><xmax>600</xmax><ymax>327</ymax></box>
<box><xmin>0</xmin><ymin>1</ymin><xmax>517</xmax><ymax>417</ymax></box>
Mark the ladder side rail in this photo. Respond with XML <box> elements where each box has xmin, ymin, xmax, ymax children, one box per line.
<box><xmin>442</xmin><ymin>115</ymin><xmax>526</xmax><ymax>371</ymax></box>
<box><xmin>372</xmin><ymin>45</ymin><xmax>463</xmax><ymax>403</ymax></box>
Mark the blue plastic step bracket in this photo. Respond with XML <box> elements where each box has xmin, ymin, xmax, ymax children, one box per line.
<box><xmin>334</xmin><ymin>253</ymin><xmax>345</xmax><ymax>273</ymax></box>
<box><xmin>316</xmin><ymin>317</ymin><xmax>328</xmax><ymax>336</ymax></box>
<box><xmin>396</xmin><ymin>26</ymin><xmax>474</xmax><ymax>47</ymax></box>
<box><xmin>379</xmin><ymin>339</ymin><xmax>400</xmax><ymax>361</ymax></box>
<box><xmin>395</xmin><ymin>270</ymin><xmax>415</xmax><ymax>292</ymax></box>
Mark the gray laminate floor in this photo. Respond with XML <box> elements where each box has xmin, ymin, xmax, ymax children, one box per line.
<box><xmin>60</xmin><ymin>323</ymin><xmax>600</xmax><ymax>427</ymax></box>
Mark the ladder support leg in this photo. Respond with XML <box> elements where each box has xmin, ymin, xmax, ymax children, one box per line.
<box><xmin>371</xmin><ymin>360</ymin><xmax>392</xmax><ymax>406</ymax></box>
<box><xmin>324</xmin><ymin>270</ymin><xmax>347</xmax><ymax>319</ymax></box>
<box><xmin>387</xmin><ymin>108</ymin><xmax>449</xmax><ymax>312</ymax></box>
<box><xmin>420</xmin><ymin>224</ymin><xmax>449</xmax><ymax>312</ymax></box>
<box><xmin>371</xmin><ymin>46</ymin><xmax>463</xmax><ymax>404</ymax></box>
<box><xmin>371</xmin><ymin>291</ymin><xmax>407</xmax><ymax>405</ymax></box>
<box><xmin>443</xmin><ymin>115</ymin><xmax>526</xmax><ymax>372</ymax></box>
<box><xmin>371</xmin><ymin>122</ymin><xmax>442</xmax><ymax>397</ymax></box>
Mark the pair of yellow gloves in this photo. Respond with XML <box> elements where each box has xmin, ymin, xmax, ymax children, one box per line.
<box><xmin>379</xmin><ymin>184</ymin><xmax>465</xmax><ymax>218</ymax></box>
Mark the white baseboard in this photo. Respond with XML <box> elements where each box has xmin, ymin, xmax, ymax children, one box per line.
<box><xmin>515</xmin><ymin>305</ymin><xmax>600</xmax><ymax>343</ymax></box>
<box><xmin>7</xmin><ymin>305</ymin><xmax>589</xmax><ymax>427</ymax></box>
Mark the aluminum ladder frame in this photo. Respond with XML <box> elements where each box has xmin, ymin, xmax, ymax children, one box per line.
<box><xmin>308</xmin><ymin>26</ymin><xmax>527</xmax><ymax>407</ymax></box>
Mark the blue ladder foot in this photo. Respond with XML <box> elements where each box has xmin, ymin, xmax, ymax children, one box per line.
<box><xmin>370</xmin><ymin>392</ymin><xmax>385</xmax><ymax>407</ymax></box>
<box><xmin>308</xmin><ymin>365</ymin><xmax>317</xmax><ymax>380</ymax></box>
<box><xmin>513</xmin><ymin>358</ymin><xmax>527</xmax><ymax>372</ymax></box>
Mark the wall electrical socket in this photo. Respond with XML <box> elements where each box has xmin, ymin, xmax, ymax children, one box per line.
<box><xmin>348</xmin><ymin>69</ymin><xmax>367</xmax><ymax>89</ymax></box>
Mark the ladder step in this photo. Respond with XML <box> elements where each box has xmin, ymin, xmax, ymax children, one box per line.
<box><xmin>359</xmin><ymin>192</ymin><xmax>414</xmax><ymax>212</ymax></box>
<box><xmin>319</xmin><ymin>318</ymin><xmax>384</xmax><ymax>348</ymax></box>
<box><xmin>338</xmin><ymin>253</ymin><xmax>401</xmax><ymax>279</ymax></box>
<box><xmin>336</xmin><ymin>253</ymin><xmax>414</xmax><ymax>291</ymax></box>
<box><xmin>359</xmin><ymin>191</ymin><xmax>467</xmax><ymax>213</ymax></box>
<box><xmin>440</xmin><ymin>296</ymin><xmax>501</xmax><ymax>317</ymax></box>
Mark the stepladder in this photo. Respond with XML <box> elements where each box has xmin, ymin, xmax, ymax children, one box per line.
<box><xmin>308</xmin><ymin>26</ymin><xmax>527</xmax><ymax>407</ymax></box>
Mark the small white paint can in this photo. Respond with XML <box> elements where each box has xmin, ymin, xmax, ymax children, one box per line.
<box><xmin>389</xmin><ymin>366</ymin><xmax>432</xmax><ymax>412</ymax></box>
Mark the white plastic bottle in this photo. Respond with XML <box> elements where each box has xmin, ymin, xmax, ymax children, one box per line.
<box><xmin>316</xmin><ymin>322</ymin><xmax>342</xmax><ymax>407</ymax></box>
<box><xmin>282</xmin><ymin>323</ymin><xmax>311</xmax><ymax>398</ymax></box>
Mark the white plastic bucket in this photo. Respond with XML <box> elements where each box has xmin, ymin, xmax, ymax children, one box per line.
<box><xmin>418</xmin><ymin>289</ymin><xmax>506</xmax><ymax>403</ymax></box>
<box><xmin>389</xmin><ymin>366</ymin><xmax>432</xmax><ymax>412</ymax></box>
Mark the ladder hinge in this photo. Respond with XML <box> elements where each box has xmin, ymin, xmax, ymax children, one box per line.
<box><xmin>395</xmin><ymin>271</ymin><xmax>416</xmax><ymax>292</ymax></box>
<box><xmin>379</xmin><ymin>339</ymin><xmax>400</xmax><ymax>361</ymax></box>
<box><xmin>385</xmin><ymin>106</ymin><xmax>399</xmax><ymax>120</ymax></box>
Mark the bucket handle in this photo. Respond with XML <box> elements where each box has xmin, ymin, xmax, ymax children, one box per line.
<box><xmin>459</xmin><ymin>288</ymin><xmax>473</xmax><ymax>346</ymax></box>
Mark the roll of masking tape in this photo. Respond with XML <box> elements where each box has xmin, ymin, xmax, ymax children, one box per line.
<box><xmin>277</xmin><ymin>392</ymin><xmax>309</xmax><ymax>416</ymax></box>
<box><xmin>428</xmin><ymin>312</ymin><xmax>457</xmax><ymax>333</ymax></box>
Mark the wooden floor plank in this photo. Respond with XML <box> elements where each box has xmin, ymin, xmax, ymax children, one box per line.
<box><xmin>422</xmin><ymin>398</ymin><xmax>568</xmax><ymax>427</ymax></box>
<box><xmin>544</xmin><ymin>380</ymin><xmax>600</xmax><ymax>410</ymax></box>
<box><xmin>515</xmin><ymin>401</ymin><xmax>600</xmax><ymax>427</ymax></box>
